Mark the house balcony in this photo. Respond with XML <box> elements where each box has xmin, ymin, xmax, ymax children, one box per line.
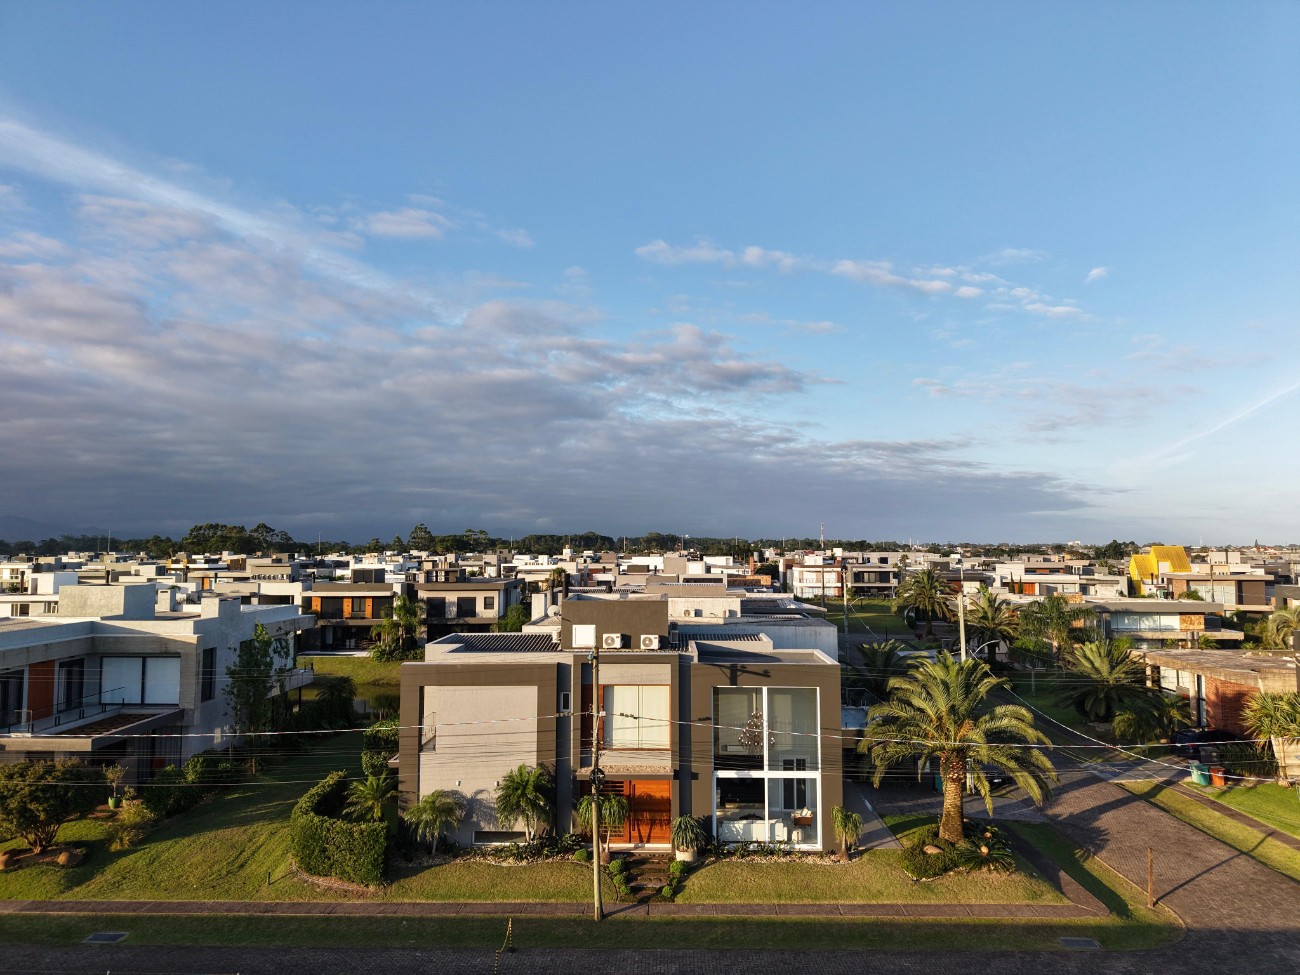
<box><xmin>0</xmin><ymin>701</ymin><xmax>184</xmax><ymax>755</ymax></box>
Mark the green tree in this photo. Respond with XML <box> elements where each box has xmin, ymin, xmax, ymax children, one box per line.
<box><xmin>862</xmin><ymin>654</ymin><xmax>1056</xmax><ymax>844</ymax></box>
<box><xmin>0</xmin><ymin>760</ymin><xmax>104</xmax><ymax>853</ymax></box>
<box><xmin>846</xmin><ymin>640</ymin><xmax>914</xmax><ymax>705</ymax></box>
<box><xmin>407</xmin><ymin>524</ymin><xmax>435</xmax><ymax>551</ymax></box>
<box><xmin>831</xmin><ymin>805</ymin><xmax>863</xmax><ymax>860</ymax></box>
<box><xmin>369</xmin><ymin>594</ymin><xmax>427</xmax><ymax>661</ymax></box>
<box><xmin>1018</xmin><ymin>593</ymin><xmax>1095</xmax><ymax>664</ymax></box>
<box><xmin>891</xmin><ymin>566</ymin><xmax>950</xmax><ymax>638</ymax></box>
<box><xmin>965</xmin><ymin>586</ymin><xmax>1018</xmax><ymax>656</ymax></box>
<box><xmin>494</xmin><ymin>764</ymin><xmax>554</xmax><ymax>841</ymax></box>
<box><xmin>1055</xmin><ymin>640</ymin><xmax>1155</xmax><ymax>723</ymax></box>
<box><xmin>492</xmin><ymin>605</ymin><xmax>530</xmax><ymax>633</ymax></box>
<box><xmin>575</xmin><ymin>792</ymin><xmax>629</xmax><ymax>861</ymax></box>
<box><xmin>344</xmin><ymin>772</ymin><xmax>397</xmax><ymax>823</ymax></box>
<box><xmin>403</xmin><ymin>789</ymin><xmax>465</xmax><ymax>852</ymax></box>
<box><xmin>225</xmin><ymin>623</ymin><xmax>292</xmax><ymax>749</ymax></box>
<box><xmin>1243</xmin><ymin>692</ymin><xmax>1300</xmax><ymax>781</ymax></box>
<box><xmin>1262</xmin><ymin>606</ymin><xmax>1300</xmax><ymax>652</ymax></box>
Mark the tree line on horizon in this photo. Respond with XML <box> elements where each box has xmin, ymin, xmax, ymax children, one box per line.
<box><xmin>0</xmin><ymin>522</ymin><xmax>1149</xmax><ymax>561</ymax></box>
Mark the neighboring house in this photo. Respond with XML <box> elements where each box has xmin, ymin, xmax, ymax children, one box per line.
<box><xmin>844</xmin><ymin>555</ymin><xmax>902</xmax><ymax>599</ymax></box>
<box><xmin>397</xmin><ymin>594</ymin><xmax>842</xmax><ymax>851</ymax></box>
<box><xmin>1135</xmin><ymin>647</ymin><xmax>1300</xmax><ymax>732</ymax></box>
<box><xmin>1086</xmin><ymin>597</ymin><xmax>1243</xmax><ymax>648</ymax></box>
<box><xmin>0</xmin><ymin>583</ymin><xmax>313</xmax><ymax>777</ymax></box>
<box><xmin>415</xmin><ymin>577</ymin><xmax>526</xmax><ymax>639</ymax></box>
<box><xmin>299</xmin><ymin>583</ymin><xmax>397</xmax><ymax>652</ymax></box>
<box><xmin>789</xmin><ymin>563</ymin><xmax>843</xmax><ymax>601</ymax></box>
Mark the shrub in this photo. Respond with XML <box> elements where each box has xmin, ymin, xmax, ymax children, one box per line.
<box><xmin>667</xmin><ymin>858</ymin><xmax>687</xmax><ymax>879</ymax></box>
<box><xmin>1220</xmin><ymin>742</ymin><xmax>1277</xmax><ymax>780</ymax></box>
<box><xmin>183</xmin><ymin>752</ymin><xmax>247</xmax><ymax>788</ymax></box>
<box><xmin>898</xmin><ymin>824</ymin><xmax>960</xmax><ymax>880</ymax></box>
<box><xmin>669</xmin><ymin>814</ymin><xmax>708</xmax><ymax>852</ymax></box>
<box><xmin>363</xmin><ymin>718</ymin><xmax>400</xmax><ymax>756</ymax></box>
<box><xmin>141</xmin><ymin>766</ymin><xmax>200</xmax><ymax>818</ymax></box>
<box><xmin>606</xmin><ymin>855</ymin><xmax>627</xmax><ymax>875</ymax></box>
<box><xmin>573</xmin><ymin>847</ymin><xmax>591</xmax><ymax>863</ymax></box>
<box><xmin>106</xmin><ymin>797</ymin><xmax>158</xmax><ymax>852</ymax></box>
<box><xmin>290</xmin><ymin>771</ymin><xmax>388</xmax><ymax>886</ymax></box>
<box><xmin>361</xmin><ymin>750</ymin><xmax>393</xmax><ymax>778</ymax></box>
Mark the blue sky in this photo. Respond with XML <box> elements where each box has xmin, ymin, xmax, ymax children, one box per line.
<box><xmin>0</xmin><ymin>3</ymin><xmax>1296</xmax><ymax>544</ymax></box>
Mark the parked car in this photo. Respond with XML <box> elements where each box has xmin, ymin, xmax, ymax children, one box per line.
<box><xmin>1170</xmin><ymin>728</ymin><xmax>1238</xmax><ymax>759</ymax></box>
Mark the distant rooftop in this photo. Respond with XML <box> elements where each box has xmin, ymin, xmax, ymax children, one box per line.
<box><xmin>432</xmin><ymin>633</ymin><xmax>556</xmax><ymax>653</ymax></box>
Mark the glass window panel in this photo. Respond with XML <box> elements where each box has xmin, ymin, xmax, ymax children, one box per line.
<box><xmin>143</xmin><ymin>657</ymin><xmax>180</xmax><ymax>704</ymax></box>
<box><xmin>767</xmin><ymin>776</ymin><xmax>818</xmax><ymax>845</ymax></box>
<box><xmin>714</xmin><ymin>687</ymin><xmax>762</xmax><ymax>770</ymax></box>
<box><xmin>715</xmin><ymin>777</ymin><xmax>767</xmax><ymax>843</ymax></box>
<box><xmin>101</xmin><ymin>657</ymin><xmax>142</xmax><ymax>705</ymax></box>
<box><xmin>767</xmin><ymin>688</ymin><xmax>819</xmax><ymax>771</ymax></box>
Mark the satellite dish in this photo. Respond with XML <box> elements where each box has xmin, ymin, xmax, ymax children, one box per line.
<box><xmin>547</xmin><ymin>606</ymin><xmax>561</xmax><ymax>617</ymax></box>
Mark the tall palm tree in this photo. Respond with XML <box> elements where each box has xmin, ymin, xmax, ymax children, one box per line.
<box><xmin>1243</xmin><ymin>692</ymin><xmax>1300</xmax><ymax>781</ymax></box>
<box><xmin>344</xmin><ymin>772</ymin><xmax>397</xmax><ymax>823</ymax></box>
<box><xmin>964</xmin><ymin>586</ymin><xmax>1018</xmax><ymax>657</ymax></box>
<box><xmin>846</xmin><ymin>640</ymin><xmax>915</xmax><ymax>705</ymax></box>
<box><xmin>862</xmin><ymin>654</ymin><xmax>1056</xmax><ymax>844</ymax></box>
<box><xmin>892</xmin><ymin>566</ymin><xmax>950</xmax><ymax>639</ymax></box>
<box><xmin>1018</xmin><ymin>593</ymin><xmax>1095</xmax><ymax>664</ymax></box>
<box><xmin>370</xmin><ymin>594</ymin><xmax>427</xmax><ymax>661</ymax></box>
<box><xmin>1262</xmin><ymin>607</ymin><xmax>1300</xmax><ymax>652</ymax></box>
<box><xmin>404</xmin><ymin>789</ymin><xmax>466</xmax><ymax>853</ymax></box>
<box><xmin>1055</xmin><ymin>640</ymin><xmax>1154</xmax><ymax>723</ymax></box>
<box><xmin>494</xmin><ymin>764</ymin><xmax>554</xmax><ymax>841</ymax></box>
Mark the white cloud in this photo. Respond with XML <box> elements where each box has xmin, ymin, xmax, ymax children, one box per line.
<box><xmin>1085</xmin><ymin>266</ymin><xmax>1109</xmax><ymax>283</ymax></box>
<box><xmin>495</xmin><ymin>227</ymin><xmax>535</xmax><ymax>248</ymax></box>
<box><xmin>360</xmin><ymin>207</ymin><xmax>455</xmax><ymax>239</ymax></box>
<box><xmin>982</xmin><ymin>247</ymin><xmax>1048</xmax><ymax>266</ymax></box>
<box><xmin>0</xmin><ymin>231</ymin><xmax>70</xmax><ymax>260</ymax></box>
<box><xmin>954</xmin><ymin>285</ymin><xmax>984</xmax><ymax>299</ymax></box>
<box><xmin>635</xmin><ymin>239</ymin><xmax>738</xmax><ymax>266</ymax></box>
<box><xmin>1023</xmin><ymin>302</ymin><xmax>1084</xmax><ymax>319</ymax></box>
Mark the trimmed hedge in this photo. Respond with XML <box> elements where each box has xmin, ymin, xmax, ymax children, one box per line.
<box><xmin>290</xmin><ymin>771</ymin><xmax>388</xmax><ymax>886</ymax></box>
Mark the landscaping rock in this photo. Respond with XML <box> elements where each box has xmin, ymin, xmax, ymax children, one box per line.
<box><xmin>923</xmin><ymin>844</ymin><xmax>943</xmax><ymax>855</ymax></box>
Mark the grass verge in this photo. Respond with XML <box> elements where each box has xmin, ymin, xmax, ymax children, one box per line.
<box><xmin>1120</xmin><ymin>781</ymin><xmax>1300</xmax><ymax>884</ymax></box>
<box><xmin>1185</xmin><ymin>782</ymin><xmax>1300</xmax><ymax>841</ymax></box>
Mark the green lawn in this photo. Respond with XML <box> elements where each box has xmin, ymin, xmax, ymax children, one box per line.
<box><xmin>818</xmin><ymin>599</ymin><xmax>905</xmax><ymax>638</ymax></box>
<box><xmin>298</xmin><ymin>654</ymin><xmax>402</xmax><ymax>687</ymax></box>
<box><xmin>1187</xmin><ymin>782</ymin><xmax>1300</xmax><ymax>841</ymax></box>
<box><xmin>1120</xmin><ymin>781</ymin><xmax>1300</xmax><ymax>884</ymax></box>
<box><xmin>677</xmin><ymin>852</ymin><xmax>1065</xmax><ymax>905</ymax></box>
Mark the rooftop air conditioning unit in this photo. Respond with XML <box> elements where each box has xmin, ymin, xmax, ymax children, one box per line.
<box><xmin>602</xmin><ymin>633</ymin><xmax>625</xmax><ymax>649</ymax></box>
<box><xmin>640</xmin><ymin>634</ymin><xmax>661</xmax><ymax>650</ymax></box>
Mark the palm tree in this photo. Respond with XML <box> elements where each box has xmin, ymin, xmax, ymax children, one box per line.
<box><xmin>403</xmin><ymin>789</ymin><xmax>466</xmax><ymax>853</ymax></box>
<box><xmin>862</xmin><ymin>654</ymin><xmax>1056</xmax><ymax>844</ymax></box>
<box><xmin>964</xmin><ymin>587</ymin><xmax>1018</xmax><ymax>658</ymax></box>
<box><xmin>1262</xmin><ymin>607</ymin><xmax>1300</xmax><ymax>652</ymax></box>
<box><xmin>1112</xmin><ymin>692</ymin><xmax>1191</xmax><ymax>744</ymax></box>
<box><xmin>831</xmin><ymin>805</ymin><xmax>863</xmax><ymax>860</ymax></box>
<box><xmin>892</xmin><ymin>567</ymin><xmax>950</xmax><ymax>639</ymax></box>
<box><xmin>344</xmin><ymin>772</ymin><xmax>396</xmax><ymax>823</ymax></box>
<box><xmin>370</xmin><ymin>594</ymin><xmax>427</xmax><ymax>661</ymax></box>
<box><xmin>574</xmin><ymin>792</ymin><xmax>629</xmax><ymax>862</ymax></box>
<box><xmin>1018</xmin><ymin>593</ymin><xmax>1095</xmax><ymax>664</ymax></box>
<box><xmin>1055</xmin><ymin>640</ymin><xmax>1154</xmax><ymax>723</ymax></box>
<box><xmin>845</xmin><ymin>640</ymin><xmax>914</xmax><ymax>705</ymax></box>
<box><xmin>1243</xmin><ymin>692</ymin><xmax>1300</xmax><ymax>781</ymax></box>
<box><xmin>494</xmin><ymin>764</ymin><xmax>554</xmax><ymax>841</ymax></box>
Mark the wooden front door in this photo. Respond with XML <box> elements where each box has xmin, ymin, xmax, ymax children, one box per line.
<box><xmin>609</xmin><ymin>780</ymin><xmax>671</xmax><ymax>844</ymax></box>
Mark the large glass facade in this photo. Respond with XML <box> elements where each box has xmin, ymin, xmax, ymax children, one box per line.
<box><xmin>713</xmin><ymin>686</ymin><xmax>821</xmax><ymax>847</ymax></box>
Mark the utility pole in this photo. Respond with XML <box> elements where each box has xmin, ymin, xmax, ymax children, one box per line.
<box><xmin>590</xmin><ymin>646</ymin><xmax>603</xmax><ymax>922</ymax></box>
<box><xmin>957</xmin><ymin>562</ymin><xmax>968</xmax><ymax>662</ymax></box>
<box><xmin>1147</xmin><ymin>847</ymin><xmax>1155</xmax><ymax>908</ymax></box>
